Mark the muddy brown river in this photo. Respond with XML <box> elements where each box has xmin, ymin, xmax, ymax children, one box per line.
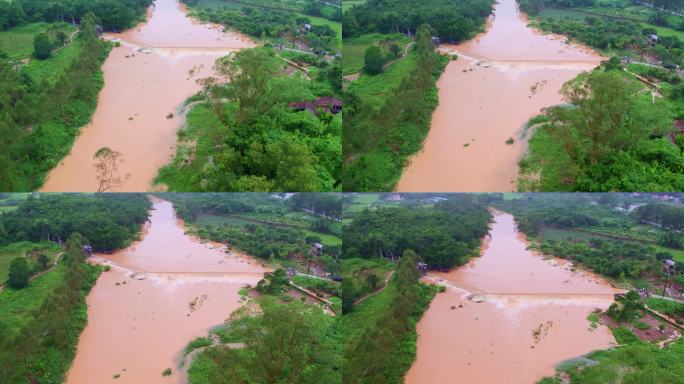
<box><xmin>396</xmin><ymin>0</ymin><xmax>603</xmax><ymax>192</ymax></box>
<box><xmin>66</xmin><ymin>197</ymin><xmax>268</xmax><ymax>383</ymax></box>
<box><xmin>41</xmin><ymin>0</ymin><xmax>254</xmax><ymax>192</ymax></box>
<box><xmin>406</xmin><ymin>210</ymin><xmax>619</xmax><ymax>383</ymax></box>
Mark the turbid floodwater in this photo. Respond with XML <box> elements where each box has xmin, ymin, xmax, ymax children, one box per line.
<box><xmin>66</xmin><ymin>196</ymin><xmax>268</xmax><ymax>383</ymax></box>
<box><xmin>396</xmin><ymin>0</ymin><xmax>603</xmax><ymax>192</ymax></box>
<box><xmin>41</xmin><ymin>0</ymin><xmax>254</xmax><ymax>192</ymax></box>
<box><xmin>406</xmin><ymin>210</ymin><xmax>619</xmax><ymax>384</ymax></box>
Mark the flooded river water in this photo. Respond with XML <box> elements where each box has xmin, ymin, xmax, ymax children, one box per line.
<box><xmin>396</xmin><ymin>0</ymin><xmax>603</xmax><ymax>192</ymax></box>
<box><xmin>41</xmin><ymin>0</ymin><xmax>254</xmax><ymax>192</ymax></box>
<box><xmin>66</xmin><ymin>197</ymin><xmax>268</xmax><ymax>383</ymax></box>
<box><xmin>406</xmin><ymin>210</ymin><xmax>619</xmax><ymax>383</ymax></box>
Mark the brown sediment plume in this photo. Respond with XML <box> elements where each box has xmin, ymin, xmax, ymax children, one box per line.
<box><xmin>406</xmin><ymin>210</ymin><xmax>619</xmax><ymax>384</ymax></box>
<box><xmin>66</xmin><ymin>197</ymin><xmax>269</xmax><ymax>384</ymax></box>
<box><xmin>396</xmin><ymin>0</ymin><xmax>603</xmax><ymax>192</ymax></box>
<box><xmin>41</xmin><ymin>0</ymin><xmax>255</xmax><ymax>192</ymax></box>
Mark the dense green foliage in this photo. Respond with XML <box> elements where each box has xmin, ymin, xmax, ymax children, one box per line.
<box><xmin>156</xmin><ymin>47</ymin><xmax>341</xmax><ymax>191</ymax></box>
<box><xmin>342</xmin><ymin>33</ymin><xmax>410</xmax><ymax>75</ymax></box>
<box><xmin>340</xmin><ymin>257</ymin><xmax>393</xmax><ymax>312</ymax></box>
<box><xmin>0</xmin><ymin>0</ymin><xmax>152</xmax><ymax>32</ymax></box>
<box><xmin>167</xmin><ymin>193</ymin><xmax>342</xmax><ymax>267</ymax></box>
<box><xmin>540</xmin><ymin>233</ymin><xmax>661</xmax><ymax>278</ymax></box>
<box><xmin>342</xmin><ymin>0</ymin><xmax>493</xmax><ymax>41</ymax></box>
<box><xmin>363</xmin><ymin>45</ymin><xmax>384</xmax><ymax>74</ymax></box>
<box><xmin>342</xmin><ymin>26</ymin><xmax>448</xmax><ymax>191</ymax></box>
<box><xmin>285</xmin><ymin>193</ymin><xmax>343</xmax><ymax>218</ymax></box>
<box><xmin>634</xmin><ymin>202</ymin><xmax>684</xmax><ymax>230</ymax></box>
<box><xmin>542</xmin><ymin>328</ymin><xmax>684</xmax><ymax>383</ymax></box>
<box><xmin>0</xmin><ymin>241</ymin><xmax>60</xmax><ymax>282</ymax></box>
<box><xmin>188</xmin><ymin>297</ymin><xmax>341</xmax><ymax>383</ymax></box>
<box><xmin>32</xmin><ymin>33</ymin><xmax>53</xmax><ymax>60</ymax></box>
<box><xmin>0</xmin><ymin>194</ymin><xmax>150</xmax><ymax>251</ymax></box>
<box><xmin>519</xmin><ymin>69</ymin><xmax>681</xmax><ymax>191</ymax></box>
<box><xmin>6</xmin><ymin>257</ymin><xmax>30</xmax><ymax>289</ymax></box>
<box><xmin>0</xmin><ymin>15</ymin><xmax>109</xmax><ymax>191</ymax></box>
<box><xmin>0</xmin><ymin>234</ymin><xmax>101</xmax><ymax>384</ymax></box>
<box><xmin>519</xmin><ymin>0</ymin><xmax>684</xmax><ymax>68</ymax></box>
<box><xmin>341</xmin><ymin>250</ymin><xmax>438</xmax><ymax>383</ymax></box>
<box><xmin>493</xmin><ymin>193</ymin><xmax>684</xmax><ymax>282</ymax></box>
<box><xmin>194</xmin><ymin>218</ymin><xmax>327</xmax><ymax>260</ymax></box>
<box><xmin>343</xmin><ymin>195</ymin><xmax>491</xmax><ymax>269</ymax></box>
<box><xmin>162</xmin><ymin>193</ymin><xmax>275</xmax><ymax>220</ymax></box>
<box><xmin>185</xmin><ymin>0</ymin><xmax>340</xmax><ymax>52</ymax></box>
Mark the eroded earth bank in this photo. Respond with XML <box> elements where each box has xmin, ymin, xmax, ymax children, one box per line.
<box><xmin>66</xmin><ymin>196</ymin><xmax>268</xmax><ymax>383</ymax></box>
<box><xmin>396</xmin><ymin>0</ymin><xmax>603</xmax><ymax>192</ymax></box>
<box><xmin>406</xmin><ymin>210</ymin><xmax>620</xmax><ymax>384</ymax></box>
<box><xmin>41</xmin><ymin>0</ymin><xmax>254</xmax><ymax>192</ymax></box>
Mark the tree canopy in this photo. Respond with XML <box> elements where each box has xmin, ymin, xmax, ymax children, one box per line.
<box><xmin>0</xmin><ymin>194</ymin><xmax>151</xmax><ymax>251</ymax></box>
<box><xmin>342</xmin><ymin>196</ymin><xmax>491</xmax><ymax>269</ymax></box>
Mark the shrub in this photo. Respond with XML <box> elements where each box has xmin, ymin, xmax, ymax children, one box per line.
<box><xmin>7</xmin><ymin>257</ymin><xmax>30</xmax><ymax>289</ymax></box>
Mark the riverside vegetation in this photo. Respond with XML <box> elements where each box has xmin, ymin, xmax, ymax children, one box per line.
<box><xmin>517</xmin><ymin>0</ymin><xmax>684</xmax><ymax>191</ymax></box>
<box><xmin>342</xmin><ymin>0</ymin><xmax>493</xmax><ymax>191</ymax></box>
<box><xmin>488</xmin><ymin>193</ymin><xmax>684</xmax><ymax>384</ymax></box>
<box><xmin>494</xmin><ymin>193</ymin><xmax>684</xmax><ymax>286</ymax></box>
<box><xmin>181</xmin><ymin>0</ymin><xmax>341</xmax><ymax>51</ymax></box>
<box><xmin>161</xmin><ymin>193</ymin><xmax>343</xmax><ymax>383</ymax></box>
<box><xmin>0</xmin><ymin>193</ymin><xmax>151</xmax><ymax>384</ymax></box>
<box><xmin>0</xmin><ymin>0</ymin><xmax>152</xmax><ymax>191</ymax></box>
<box><xmin>156</xmin><ymin>45</ymin><xmax>342</xmax><ymax>192</ymax></box>
<box><xmin>339</xmin><ymin>194</ymin><xmax>493</xmax><ymax>383</ymax></box>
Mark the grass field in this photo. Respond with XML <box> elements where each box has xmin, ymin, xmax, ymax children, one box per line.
<box><xmin>0</xmin><ymin>241</ymin><xmax>61</xmax><ymax>283</ymax></box>
<box><xmin>21</xmin><ymin>38</ymin><xmax>82</xmax><ymax>85</ymax></box>
<box><xmin>197</xmin><ymin>214</ymin><xmax>253</xmax><ymax>226</ymax></box>
<box><xmin>295</xmin><ymin>12</ymin><xmax>341</xmax><ymax>41</ymax></box>
<box><xmin>342</xmin><ymin>33</ymin><xmax>410</xmax><ymax>75</ymax></box>
<box><xmin>342</xmin><ymin>0</ymin><xmax>365</xmax><ymax>12</ymax></box>
<box><xmin>301</xmin><ymin>229</ymin><xmax>342</xmax><ymax>246</ymax></box>
<box><xmin>344</xmin><ymin>193</ymin><xmax>384</xmax><ymax>213</ymax></box>
<box><xmin>650</xmin><ymin>244</ymin><xmax>684</xmax><ymax>263</ymax></box>
<box><xmin>538</xmin><ymin>5</ymin><xmax>684</xmax><ymax>42</ymax></box>
<box><xmin>347</xmin><ymin>51</ymin><xmax>416</xmax><ymax>104</ymax></box>
<box><xmin>538</xmin><ymin>7</ymin><xmax>588</xmax><ymax>20</ymax></box>
<box><xmin>0</xmin><ymin>22</ymin><xmax>76</xmax><ymax>61</ymax></box>
<box><xmin>0</xmin><ymin>265</ymin><xmax>65</xmax><ymax>339</ymax></box>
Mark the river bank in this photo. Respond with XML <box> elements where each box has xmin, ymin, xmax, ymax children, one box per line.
<box><xmin>40</xmin><ymin>0</ymin><xmax>254</xmax><ymax>192</ymax></box>
<box><xmin>406</xmin><ymin>210</ymin><xmax>619</xmax><ymax>383</ymax></box>
<box><xmin>396</xmin><ymin>0</ymin><xmax>603</xmax><ymax>192</ymax></box>
<box><xmin>66</xmin><ymin>197</ymin><xmax>268</xmax><ymax>383</ymax></box>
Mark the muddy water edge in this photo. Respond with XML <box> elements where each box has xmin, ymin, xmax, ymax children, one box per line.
<box><xmin>66</xmin><ymin>197</ymin><xmax>269</xmax><ymax>384</ymax></box>
<box><xmin>396</xmin><ymin>0</ymin><xmax>603</xmax><ymax>192</ymax></box>
<box><xmin>41</xmin><ymin>0</ymin><xmax>255</xmax><ymax>192</ymax></box>
<box><xmin>405</xmin><ymin>210</ymin><xmax>619</xmax><ymax>384</ymax></box>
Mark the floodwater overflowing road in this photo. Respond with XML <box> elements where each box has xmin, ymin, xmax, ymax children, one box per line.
<box><xmin>396</xmin><ymin>0</ymin><xmax>603</xmax><ymax>192</ymax></box>
<box><xmin>66</xmin><ymin>197</ymin><xmax>268</xmax><ymax>384</ymax></box>
<box><xmin>41</xmin><ymin>0</ymin><xmax>254</xmax><ymax>192</ymax></box>
<box><xmin>406</xmin><ymin>210</ymin><xmax>619</xmax><ymax>384</ymax></box>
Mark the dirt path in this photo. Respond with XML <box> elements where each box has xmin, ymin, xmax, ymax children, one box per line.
<box><xmin>0</xmin><ymin>252</ymin><xmax>64</xmax><ymax>293</ymax></box>
<box><xmin>354</xmin><ymin>270</ymin><xmax>395</xmax><ymax>306</ymax></box>
<box><xmin>343</xmin><ymin>41</ymin><xmax>415</xmax><ymax>85</ymax></box>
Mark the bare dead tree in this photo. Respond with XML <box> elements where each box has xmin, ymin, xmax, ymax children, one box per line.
<box><xmin>93</xmin><ymin>147</ymin><xmax>130</xmax><ymax>192</ymax></box>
